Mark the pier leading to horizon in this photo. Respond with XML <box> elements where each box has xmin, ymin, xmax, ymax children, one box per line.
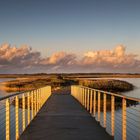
<box><xmin>0</xmin><ymin>85</ymin><xmax>140</xmax><ymax>140</ymax></box>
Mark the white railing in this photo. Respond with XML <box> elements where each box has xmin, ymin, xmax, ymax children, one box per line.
<box><xmin>0</xmin><ymin>86</ymin><xmax>51</xmax><ymax>140</ymax></box>
<box><xmin>71</xmin><ymin>85</ymin><xmax>140</xmax><ymax>140</ymax></box>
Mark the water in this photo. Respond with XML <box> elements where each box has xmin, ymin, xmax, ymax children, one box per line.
<box><xmin>0</xmin><ymin>77</ymin><xmax>140</xmax><ymax>140</ymax></box>
<box><xmin>0</xmin><ymin>78</ymin><xmax>15</xmax><ymax>83</ymax></box>
<box><xmin>0</xmin><ymin>78</ymin><xmax>27</xmax><ymax>140</ymax></box>
<box><xmin>114</xmin><ymin>78</ymin><xmax>140</xmax><ymax>99</ymax></box>
<box><xmin>0</xmin><ymin>78</ymin><xmax>16</xmax><ymax>97</ymax></box>
<box><xmin>88</xmin><ymin>77</ymin><xmax>140</xmax><ymax>99</ymax></box>
<box><xmin>114</xmin><ymin>78</ymin><xmax>140</xmax><ymax>140</ymax></box>
<box><xmin>88</xmin><ymin>77</ymin><xmax>140</xmax><ymax>140</ymax></box>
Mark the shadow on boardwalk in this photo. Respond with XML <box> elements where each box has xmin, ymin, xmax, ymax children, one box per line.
<box><xmin>20</xmin><ymin>92</ymin><xmax>113</xmax><ymax>140</ymax></box>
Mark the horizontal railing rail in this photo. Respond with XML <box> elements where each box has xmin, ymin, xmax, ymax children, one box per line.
<box><xmin>0</xmin><ymin>86</ymin><xmax>51</xmax><ymax>140</ymax></box>
<box><xmin>0</xmin><ymin>89</ymin><xmax>35</xmax><ymax>102</ymax></box>
<box><xmin>79</xmin><ymin>86</ymin><xmax>140</xmax><ymax>102</ymax></box>
<box><xmin>71</xmin><ymin>85</ymin><xmax>140</xmax><ymax>140</ymax></box>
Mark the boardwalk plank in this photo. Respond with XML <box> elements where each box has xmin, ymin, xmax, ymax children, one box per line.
<box><xmin>20</xmin><ymin>94</ymin><xmax>113</xmax><ymax>140</ymax></box>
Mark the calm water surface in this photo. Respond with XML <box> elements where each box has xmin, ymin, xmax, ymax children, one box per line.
<box><xmin>0</xmin><ymin>78</ymin><xmax>139</xmax><ymax>140</ymax></box>
<box><xmin>0</xmin><ymin>78</ymin><xmax>16</xmax><ymax>97</ymax></box>
<box><xmin>116</xmin><ymin>78</ymin><xmax>140</xmax><ymax>99</ymax></box>
<box><xmin>89</xmin><ymin>78</ymin><xmax>140</xmax><ymax>140</ymax></box>
<box><xmin>0</xmin><ymin>78</ymin><xmax>25</xmax><ymax>140</ymax></box>
<box><xmin>89</xmin><ymin>77</ymin><xmax>140</xmax><ymax>99</ymax></box>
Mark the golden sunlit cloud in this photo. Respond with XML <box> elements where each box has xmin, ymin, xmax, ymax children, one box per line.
<box><xmin>0</xmin><ymin>43</ymin><xmax>139</xmax><ymax>73</ymax></box>
<box><xmin>82</xmin><ymin>45</ymin><xmax>138</xmax><ymax>66</ymax></box>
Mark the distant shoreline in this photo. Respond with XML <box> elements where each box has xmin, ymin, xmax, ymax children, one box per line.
<box><xmin>0</xmin><ymin>73</ymin><xmax>140</xmax><ymax>79</ymax></box>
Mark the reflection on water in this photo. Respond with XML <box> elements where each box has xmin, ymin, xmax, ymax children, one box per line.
<box><xmin>0</xmin><ymin>78</ymin><xmax>16</xmax><ymax>98</ymax></box>
<box><xmin>88</xmin><ymin>78</ymin><xmax>140</xmax><ymax>140</ymax></box>
<box><xmin>0</xmin><ymin>78</ymin><xmax>140</xmax><ymax>140</ymax></box>
<box><xmin>117</xmin><ymin>78</ymin><xmax>140</xmax><ymax>99</ymax></box>
<box><xmin>0</xmin><ymin>78</ymin><xmax>15</xmax><ymax>83</ymax></box>
<box><xmin>89</xmin><ymin>77</ymin><xmax>140</xmax><ymax>99</ymax></box>
<box><xmin>0</xmin><ymin>103</ymin><xmax>29</xmax><ymax>140</ymax></box>
<box><xmin>93</xmin><ymin>103</ymin><xmax>140</xmax><ymax>140</ymax></box>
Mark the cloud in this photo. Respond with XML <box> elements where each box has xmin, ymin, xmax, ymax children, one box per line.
<box><xmin>0</xmin><ymin>43</ymin><xmax>41</xmax><ymax>73</ymax></box>
<box><xmin>0</xmin><ymin>43</ymin><xmax>139</xmax><ymax>73</ymax></box>
<box><xmin>82</xmin><ymin>45</ymin><xmax>139</xmax><ymax>70</ymax></box>
<box><xmin>40</xmin><ymin>51</ymin><xmax>77</xmax><ymax>65</ymax></box>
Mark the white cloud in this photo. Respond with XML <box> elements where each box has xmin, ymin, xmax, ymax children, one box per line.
<box><xmin>82</xmin><ymin>45</ymin><xmax>138</xmax><ymax>67</ymax></box>
<box><xmin>0</xmin><ymin>43</ymin><xmax>139</xmax><ymax>73</ymax></box>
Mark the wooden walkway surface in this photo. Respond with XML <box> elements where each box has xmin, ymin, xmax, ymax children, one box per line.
<box><xmin>20</xmin><ymin>94</ymin><xmax>113</xmax><ymax>140</ymax></box>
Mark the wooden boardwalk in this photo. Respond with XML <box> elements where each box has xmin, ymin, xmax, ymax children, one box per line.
<box><xmin>20</xmin><ymin>94</ymin><xmax>113</xmax><ymax>140</ymax></box>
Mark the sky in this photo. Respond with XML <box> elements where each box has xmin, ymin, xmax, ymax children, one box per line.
<box><xmin>0</xmin><ymin>0</ymin><xmax>140</xmax><ymax>73</ymax></box>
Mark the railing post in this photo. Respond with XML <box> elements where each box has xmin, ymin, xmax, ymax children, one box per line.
<box><xmin>111</xmin><ymin>95</ymin><xmax>115</xmax><ymax>136</ymax></box>
<box><xmin>34</xmin><ymin>91</ymin><xmax>36</xmax><ymax>116</ymax></box>
<box><xmin>31</xmin><ymin>91</ymin><xmax>34</xmax><ymax>120</ymax></box>
<box><xmin>78</xmin><ymin>87</ymin><xmax>80</xmax><ymax>103</ymax></box>
<box><xmin>40</xmin><ymin>89</ymin><xmax>41</xmax><ymax>108</ymax></box>
<box><xmin>79</xmin><ymin>87</ymin><xmax>81</xmax><ymax>104</ymax></box>
<box><xmin>98</xmin><ymin>91</ymin><xmax>101</xmax><ymax>122</ymax></box>
<box><xmin>38</xmin><ymin>89</ymin><xmax>41</xmax><ymax>110</ymax></box>
<box><xmin>38</xmin><ymin>89</ymin><xmax>40</xmax><ymax>109</ymax></box>
<box><xmin>87</xmin><ymin>89</ymin><xmax>90</xmax><ymax>111</ymax></box>
<box><xmin>36</xmin><ymin>90</ymin><xmax>38</xmax><ymax>113</ymax></box>
<box><xmin>5</xmin><ymin>99</ymin><xmax>10</xmax><ymax>140</ymax></box>
<box><xmin>34</xmin><ymin>90</ymin><xmax>37</xmax><ymax>115</ymax></box>
<box><xmin>83</xmin><ymin>88</ymin><xmax>85</xmax><ymax>106</ymax></box>
<box><xmin>103</xmin><ymin>93</ymin><xmax>106</xmax><ymax>128</ymax></box>
<box><xmin>41</xmin><ymin>89</ymin><xmax>42</xmax><ymax>106</ymax></box>
<box><xmin>36</xmin><ymin>90</ymin><xmax>39</xmax><ymax>112</ymax></box>
<box><xmin>93</xmin><ymin>90</ymin><xmax>96</xmax><ymax>117</ymax></box>
<box><xmin>122</xmin><ymin>98</ymin><xmax>127</xmax><ymax>140</ymax></box>
<box><xmin>37</xmin><ymin>89</ymin><xmax>40</xmax><ymax>112</ymax></box>
<box><xmin>80</xmin><ymin>87</ymin><xmax>82</xmax><ymax>105</ymax></box>
<box><xmin>15</xmin><ymin>96</ymin><xmax>19</xmax><ymax>140</ymax></box>
<box><xmin>82</xmin><ymin>88</ymin><xmax>84</xmax><ymax>106</ymax></box>
<box><xmin>84</xmin><ymin>88</ymin><xmax>87</xmax><ymax>108</ymax></box>
<box><xmin>90</xmin><ymin>90</ymin><xmax>93</xmax><ymax>114</ymax></box>
<box><xmin>27</xmin><ymin>92</ymin><xmax>30</xmax><ymax>125</ymax></box>
<box><xmin>80</xmin><ymin>87</ymin><xmax>83</xmax><ymax>105</ymax></box>
<box><xmin>71</xmin><ymin>86</ymin><xmax>73</xmax><ymax>96</ymax></box>
<box><xmin>75</xmin><ymin>86</ymin><xmax>77</xmax><ymax>99</ymax></box>
<box><xmin>22</xmin><ymin>94</ymin><xmax>25</xmax><ymax>131</ymax></box>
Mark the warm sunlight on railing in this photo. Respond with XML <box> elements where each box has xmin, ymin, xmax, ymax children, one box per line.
<box><xmin>71</xmin><ymin>85</ymin><xmax>140</xmax><ymax>140</ymax></box>
<box><xmin>0</xmin><ymin>86</ymin><xmax>51</xmax><ymax>140</ymax></box>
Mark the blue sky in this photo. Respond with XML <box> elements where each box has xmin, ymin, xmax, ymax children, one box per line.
<box><xmin>0</xmin><ymin>0</ymin><xmax>140</xmax><ymax>56</ymax></box>
<box><xmin>0</xmin><ymin>0</ymin><xmax>140</xmax><ymax>73</ymax></box>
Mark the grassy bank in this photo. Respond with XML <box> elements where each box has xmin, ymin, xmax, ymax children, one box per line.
<box><xmin>1</xmin><ymin>76</ymin><xmax>78</xmax><ymax>92</ymax></box>
<box><xmin>79</xmin><ymin>79</ymin><xmax>134</xmax><ymax>93</ymax></box>
<box><xmin>1</xmin><ymin>76</ymin><xmax>134</xmax><ymax>94</ymax></box>
<box><xmin>1</xmin><ymin>73</ymin><xmax>138</xmax><ymax>111</ymax></box>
